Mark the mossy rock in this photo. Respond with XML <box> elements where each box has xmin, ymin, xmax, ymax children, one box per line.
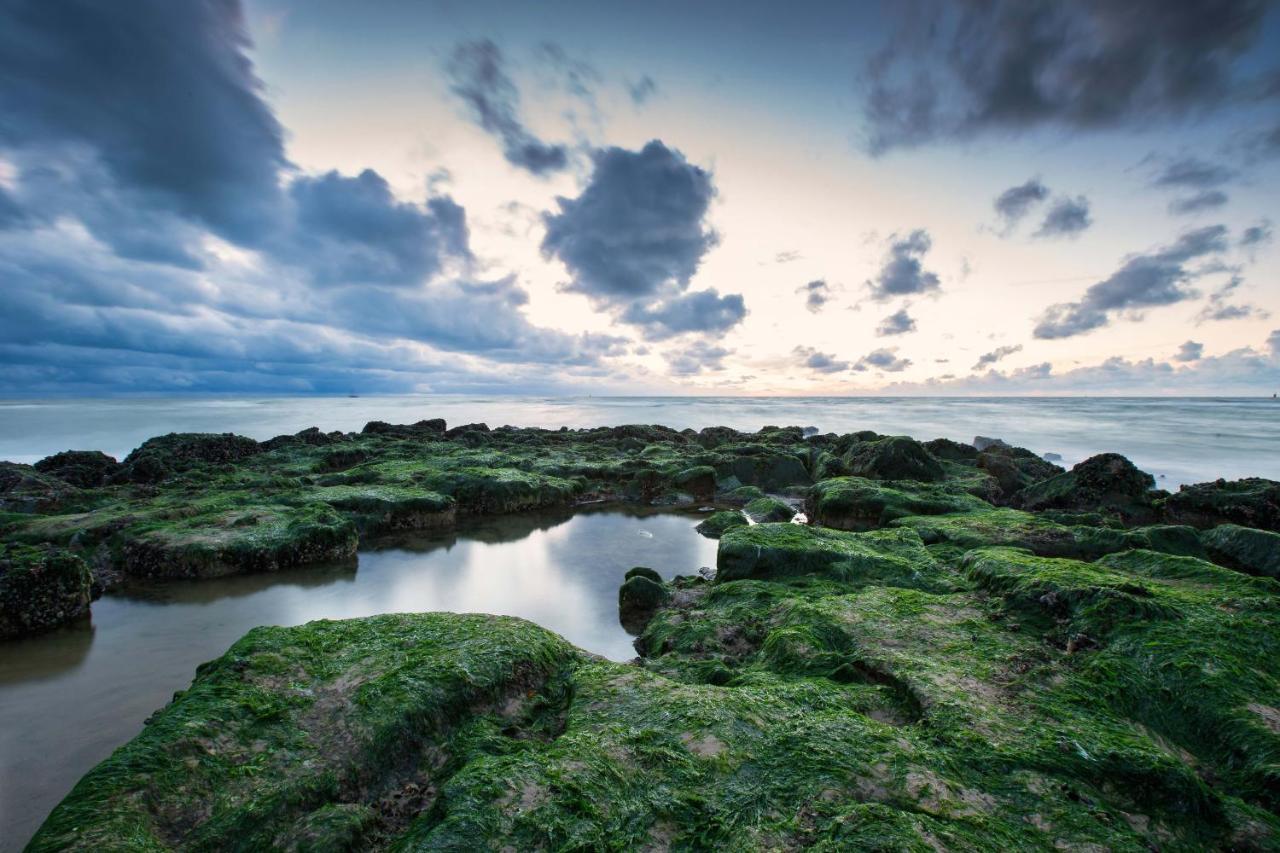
<box><xmin>890</xmin><ymin>508</ymin><xmax>1133</xmax><ymax>560</ymax></box>
<box><xmin>619</xmin><ymin>574</ymin><xmax>671</xmax><ymax>633</ymax></box>
<box><xmin>842</xmin><ymin>435</ymin><xmax>945</xmax><ymax>483</ymax></box>
<box><xmin>0</xmin><ymin>543</ymin><xmax>93</xmax><ymax>639</ymax></box>
<box><xmin>695</xmin><ymin>510</ymin><xmax>747</xmax><ymax>539</ymax></box>
<box><xmin>115</xmin><ymin>432</ymin><xmax>262</xmax><ymax>483</ymax></box>
<box><xmin>672</xmin><ymin>465</ymin><xmax>716</xmax><ymax>499</ymax></box>
<box><xmin>33</xmin><ymin>450</ymin><xmax>121</xmax><ymax>488</ymax></box>
<box><xmin>0</xmin><ymin>462</ymin><xmax>80</xmax><ymax>514</ymax></box>
<box><xmin>1201</xmin><ymin>523</ymin><xmax>1280</xmax><ymax>578</ymax></box>
<box><xmin>1014</xmin><ymin>453</ymin><xmax>1157</xmax><ymax>522</ymax></box>
<box><xmin>743</xmin><ymin>496</ymin><xmax>795</xmax><ymax>523</ymax></box>
<box><xmin>1163</xmin><ymin>477</ymin><xmax>1280</xmax><ymax>532</ymax></box>
<box><xmin>717</xmin><ymin>523</ymin><xmax>948</xmax><ymax>590</ymax></box>
<box><xmin>808</xmin><ymin>477</ymin><xmax>990</xmax><ymax>531</ymax></box>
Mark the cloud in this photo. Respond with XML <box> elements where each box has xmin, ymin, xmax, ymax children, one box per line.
<box><xmin>861</xmin><ymin>0</ymin><xmax>1279</xmax><ymax>153</ymax></box>
<box><xmin>620</xmin><ymin>289</ymin><xmax>747</xmax><ymax>339</ymax></box>
<box><xmin>1270</xmin><ymin>329</ymin><xmax>1280</xmax><ymax>355</ymax></box>
<box><xmin>973</xmin><ymin>344</ymin><xmax>1022</xmax><ymax>370</ymax></box>
<box><xmin>628</xmin><ymin>75</ymin><xmax>658</xmax><ymax>105</ymax></box>
<box><xmin>1240</xmin><ymin>221</ymin><xmax>1273</xmax><ymax>249</ymax></box>
<box><xmin>279</xmin><ymin>169</ymin><xmax>472</xmax><ymax>287</ymax></box>
<box><xmin>1196</xmin><ymin>275</ymin><xmax>1268</xmax><ymax>322</ymax></box>
<box><xmin>853</xmin><ymin>347</ymin><xmax>912</xmax><ymax>373</ymax></box>
<box><xmin>1174</xmin><ymin>340</ymin><xmax>1204</xmax><ymax>362</ymax></box>
<box><xmin>0</xmin><ymin>4</ymin><xmax>636</xmax><ymax>394</ymax></box>
<box><xmin>1035</xmin><ymin>196</ymin><xmax>1092</xmax><ymax>238</ymax></box>
<box><xmin>1169</xmin><ymin>190</ymin><xmax>1230</xmax><ymax>215</ymax></box>
<box><xmin>447</xmin><ymin>40</ymin><xmax>569</xmax><ymax>175</ymax></box>
<box><xmin>876</xmin><ymin>307</ymin><xmax>917</xmax><ymax>336</ymax></box>
<box><xmin>993</xmin><ymin>179</ymin><xmax>1049</xmax><ymax>227</ymax></box>
<box><xmin>1033</xmin><ymin>225</ymin><xmax>1231</xmax><ymax>338</ymax></box>
<box><xmin>665</xmin><ymin>340</ymin><xmax>731</xmax><ymax>375</ymax></box>
<box><xmin>795</xmin><ymin>346</ymin><xmax>850</xmax><ymax>374</ymax></box>
<box><xmin>542</xmin><ymin>140</ymin><xmax>742</xmax><ymax>339</ymax></box>
<box><xmin>886</xmin><ymin>338</ymin><xmax>1280</xmax><ymax>396</ymax></box>
<box><xmin>0</xmin><ymin>0</ymin><xmax>288</xmax><ymax>243</ymax></box>
<box><xmin>1151</xmin><ymin>157</ymin><xmax>1236</xmax><ymax>189</ymax></box>
<box><xmin>798</xmin><ymin>279</ymin><xmax>831</xmax><ymax>313</ymax></box>
<box><xmin>867</xmin><ymin>230</ymin><xmax>940</xmax><ymax>300</ymax></box>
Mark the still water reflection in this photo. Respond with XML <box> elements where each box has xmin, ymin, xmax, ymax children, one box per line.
<box><xmin>0</xmin><ymin>507</ymin><xmax>717</xmax><ymax>851</ymax></box>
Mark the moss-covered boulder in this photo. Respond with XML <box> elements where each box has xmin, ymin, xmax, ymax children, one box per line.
<box><xmin>694</xmin><ymin>510</ymin><xmax>747</xmax><ymax>539</ymax></box>
<box><xmin>0</xmin><ymin>462</ymin><xmax>79</xmax><ymax>513</ymax></box>
<box><xmin>33</xmin><ymin>450</ymin><xmax>121</xmax><ymax>488</ymax></box>
<box><xmin>0</xmin><ymin>543</ymin><xmax>93</xmax><ymax>639</ymax></box>
<box><xmin>743</xmin><ymin>496</ymin><xmax>795</xmax><ymax>523</ymax></box>
<box><xmin>975</xmin><ymin>445</ymin><xmax>1063</xmax><ymax>499</ymax></box>
<box><xmin>121</xmin><ymin>502</ymin><xmax>358</xmax><ymax>579</ymax></box>
<box><xmin>843</xmin><ymin>435</ymin><xmax>945</xmax><ymax>482</ymax></box>
<box><xmin>1163</xmin><ymin>477</ymin><xmax>1280</xmax><ymax>532</ymax></box>
<box><xmin>619</xmin><ymin>568</ymin><xmax>671</xmax><ymax>633</ymax></box>
<box><xmin>113</xmin><ymin>432</ymin><xmax>263</xmax><ymax>484</ymax></box>
<box><xmin>717</xmin><ymin>523</ymin><xmax>948</xmax><ymax>589</ymax></box>
<box><xmin>808</xmin><ymin>476</ymin><xmax>990</xmax><ymax>531</ymax></box>
<box><xmin>1014</xmin><ymin>452</ymin><xmax>1158</xmax><ymax>522</ymax></box>
<box><xmin>672</xmin><ymin>465</ymin><xmax>716</xmax><ymax>500</ymax></box>
<box><xmin>1202</xmin><ymin>523</ymin><xmax>1280</xmax><ymax>578</ymax></box>
<box><xmin>922</xmin><ymin>437</ymin><xmax>978</xmax><ymax>462</ymax></box>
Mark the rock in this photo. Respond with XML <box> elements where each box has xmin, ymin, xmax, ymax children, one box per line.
<box><xmin>33</xmin><ymin>450</ymin><xmax>120</xmax><ymax>488</ymax></box>
<box><xmin>619</xmin><ymin>574</ymin><xmax>670</xmax><ymax>632</ymax></box>
<box><xmin>0</xmin><ymin>543</ymin><xmax>93</xmax><ymax>639</ymax></box>
<box><xmin>976</xmin><ymin>445</ymin><xmax>1063</xmax><ymax>500</ymax></box>
<box><xmin>807</xmin><ymin>477</ymin><xmax>990</xmax><ymax>531</ymax></box>
<box><xmin>923</xmin><ymin>438</ymin><xmax>979</xmax><ymax>462</ymax></box>
<box><xmin>743</xmin><ymin>497</ymin><xmax>795</xmax><ymax>524</ymax></box>
<box><xmin>1201</xmin><ymin>524</ymin><xmax>1280</xmax><ymax>578</ymax></box>
<box><xmin>625</xmin><ymin>566</ymin><xmax>663</xmax><ymax>584</ymax></box>
<box><xmin>720</xmin><ymin>451</ymin><xmax>811</xmax><ymax>491</ymax></box>
<box><xmin>695</xmin><ymin>511</ymin><xmax>748</xmax><ymax>539</ymax></box>
<box><xmin>1014</xmin><ymin>453</ymin><xmax>1157</xmax><ymax>523</ymax></box>
<box><xmin>972</xmin><ymin>436</ymin><xmax>1010</xmax><ymax>451</ymax></box>
<box><xmin>0</xmin><ymin>462</ymin><xmax>80</xmax><ymax>513</ymax></box>
<box><xmin>672</xmin><ymin>466</ymin><xmax>717</xmax><ymax>500</ymax></box>
<box><xmin>716</xmin><ymin>523</ymin><xmax>944</xmax><ymax>587</ymax></box>
<box><xmin>114</xmin><ymin>432</ymin><xmax>262</xmax><ymax>484</ymax></box>
<box><xmin>1162</xmin><ymin>478</ymin><xmax>1280</xmax><ymax>532</ymax></box>
<box><xmin>843</xmin><ymin>435</ymin><xmax>945</xmax><ymax>482</ymax></box>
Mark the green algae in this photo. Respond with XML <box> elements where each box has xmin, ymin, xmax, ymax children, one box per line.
<box><xmin>695</xmin><ymin>510</ymin><xmax>748</xmax><ymax>539</ymax></box>
<box><xmin>807</xmin><ymin>476</ymin><xmax>991</xmax><ymax>531</ymax></box>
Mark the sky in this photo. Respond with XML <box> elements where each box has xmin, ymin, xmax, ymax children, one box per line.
<box><xmin>1</xmin><ymin>0</ymin><xmax>1278</xmax><ymax>396</ymax></box>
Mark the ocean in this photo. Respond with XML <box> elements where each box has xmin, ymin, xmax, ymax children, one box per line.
<box><xmin>1</xmin><ymin>395</ymin><xmax>1277</xmax><ymax>489</ymax></box>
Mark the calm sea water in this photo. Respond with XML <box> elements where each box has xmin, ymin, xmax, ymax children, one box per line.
<box><xmin>0</xmin><ymin>508</ymin><xmax>717</xmax><ymax>850</ymax></box>
<box><xmin>1</xmin><ymin>395</ymin><xmax>1277</xmax><ymax>489</ymax></box>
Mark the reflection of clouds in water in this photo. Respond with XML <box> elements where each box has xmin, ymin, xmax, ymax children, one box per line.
<box><xmin>329</xmin><ymin>512</ymin><xmax>717</xmax><ymax>661</ymax></box>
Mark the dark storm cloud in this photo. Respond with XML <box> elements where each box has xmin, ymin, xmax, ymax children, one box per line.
<box><xmin>1033</xmin><ymin>225</ymin><xmax>1231</xmax><ymax>338</ymax></box>
<box><xmin>280</xmin><ymin>169</ymin><xmax>471</xmax><ymax>287</ymax></box>
<box><xmin>867</xmin><ymin>230</ymin><xmax>940</xmax><ymax>300</ymax></box>
<box><xmin>994</xmin><ymin>179</ymin><xmax>1049</xmax><ymax>226</ymax></box>
<box><xmin>543</xmin><ymin>141</ymin><xmax>718</xmax><ymax>300</ymax></box>
<box><xmin>629</xmin><ymin>76</ymin><xmax>658</xmax><ymax>105</ymax></box>
<box><xmin>1169</xmin><ymin>190</ymin><xmax>1230</xmax><ymax>215</ymax></box>
<box><xmin>447</xmin><ymin>40</ymin><xmax>569</xmax><ymax>176</ymax></box>
<box><xmin>542</xmin><ymin>140</ymin><xmax>742</xmax><ymax>340</ymax></box>
<box><xmin>853</xmin><ymin>348</ymin><xmax>912</xmax><ymax>373</ymax></box>
<box><xmin>863</xmin><ymin>0</ymin><xmax>1279</xmax><ymax>153</ymax></box>
<box><xmin>795</xmin><ymin>347</ymin><xmax>850</xmax><ymax>374</ymax></box>
<box><xmin>973</xmin><ymin>344</ymin><xmax>1022</xmax><ymax>370</ymax></box>
<box><xmin>620</xmin><ymin>290</ymin><xmax>747</xmax><ymax>339</ymax></box>
<box><xmin>1174</xmin><ymin>341</ymin><xmax>1204</xmax><ymax>362</ymax></box>
<box><xmin>1035</xmin><ymin>196</ymin><xmax>1092</xmax><ymax>238</ymax></box>
<box><xmin>798</xmin><ymin>279</ymin><xmax>832</xmax><ymax>313</ymax></box>
<box><xmin>876</xmin><ymin>307</ymin><xmax>917</xmax><ymax>336</ymax></box>
<box><xmin>0</xmin><ymin>0</ymin><xmax>288</xmax><ymax>243</ymax></box>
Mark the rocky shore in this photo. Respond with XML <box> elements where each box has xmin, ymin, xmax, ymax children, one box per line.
<box><xmin>6</xmin><ymin>421</ymin><xmax>1280</xmax><ymax>849</ymax></box>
